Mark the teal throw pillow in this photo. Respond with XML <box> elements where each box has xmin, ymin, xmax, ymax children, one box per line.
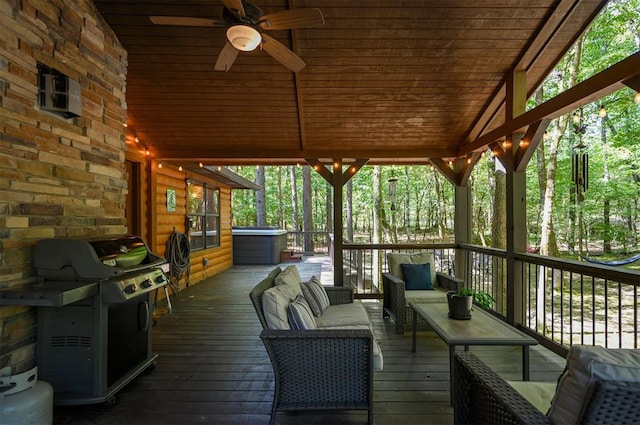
<box><xmin>400</xmin><ymin>262</ymin><xmax>433</xmax><ymax>290</ymax></box>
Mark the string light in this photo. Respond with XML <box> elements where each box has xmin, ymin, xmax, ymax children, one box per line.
<box><xmin>135</xmin><ymin>137</ymin><xmax>139</xmax><ymax>143</ymax></box>
<box><xmin>145</xmin><ymin>149</ymin><xmax>150</xmax><ymax>156</ymax></box>
<box><xmin>158</xmin><ymin>162</ymin><xmax>163</xmax><ymax>169</ymax></box>
<box><xmin>178</xmin><ymin>165</ymin><xmax>183</xmax><ymax>172</ymax></box>
<box><xmin>635</xmin><ymin>92</ymin><xmax>640</xmax><ymax>103</ymax></box>
<box><xmin>598</xmin><ymin>105</ymin><xmax>607</xmax><ymax>118</ymax></box>
<box><xmin>199</xmin><ymin>162</ymin><xmax>204</xmax><ymax>168</ymax></box>
<box><xmin>572</xmin><ymin>113</ymin><xmax>581</xmax><ymax>124</ymax></box>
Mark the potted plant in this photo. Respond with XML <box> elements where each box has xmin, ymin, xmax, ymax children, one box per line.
<box><xmin>447</xmin><ymin>287</ymin><xmax>495</xmax><ymax>320</ymax></box>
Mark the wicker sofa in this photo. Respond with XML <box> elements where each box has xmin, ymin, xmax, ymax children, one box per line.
<box><xmin>250</xmin><ymin>266</ymin><xmax>381</xmax><ymax>425</ymax></box>
<box><xmin>453</xmin><ymin>350</ymin><xmax>640</xmax><ymax>425</ymax></box>
<box><xmin>382</xmin><ymin>251</ymin><xmax>463</xmax><ymax>334</ymax></box>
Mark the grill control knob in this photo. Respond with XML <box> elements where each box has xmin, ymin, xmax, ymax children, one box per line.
<box><xmin>141</xmin><ymin>279</ymin><xmax>153</xmax><ymax>288</ymax></box>
<box><xmin>155</xmin><ymin>274</ymin><xmax>165</xmax><ymax>284</ymax></box>
<box><xmin>124</xmin><ymin>284</ymin><xmax>138</xmax><ymax>294</ymax></box>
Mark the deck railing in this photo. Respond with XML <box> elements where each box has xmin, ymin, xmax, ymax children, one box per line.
<box><xmin>341</xmin><ymin>241</ymin><xmax>639</xmax><ymax>351</ymax></box>
<box><xmin>286</xmin><ymin>231</ymin><xmax>330</xmax><ymax>254</ymax></box>
<box><xmin>287</xmin><ymin>232</ymin><xmax>639</xmax><ymax>351</ymax></box>
<box><xmin>342</xmin><ymin>243</ymin><xmax>456</xmax><ymax>297</ymax></box>
<box><xmin>461</xmin><ymin>244</ymin><xmax>639</xmax><ymax>350</ymax></box>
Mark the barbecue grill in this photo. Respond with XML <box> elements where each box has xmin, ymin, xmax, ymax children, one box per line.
<box><xmin>0</xmin><ymin>235</ymin><xmax>169</xmax><ymax>405</ymax></box>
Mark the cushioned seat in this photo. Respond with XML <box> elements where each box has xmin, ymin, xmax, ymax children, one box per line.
<box><xmin>453</xmin><ymin>345</ymin><xmax>640</xmax><ymax>425</ymax></box>
<box><xmin>250</xmin><ymin>265</ymin><xmax>381</xmax><ymax>425</ymax></box>
<box><xmin>382</xmin><ymin>251</ymin><xmax>463</xmax><ymax>333</ymax></box>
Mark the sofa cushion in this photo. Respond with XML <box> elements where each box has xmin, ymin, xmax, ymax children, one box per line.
<box><xmin>274</xmin><ymin>265</ymin><xmax>302</xmax><ymax>300</ymax></box>
<box><xmin>316</xmin><ymin>302</ymin><xmax>370</xmax><ymax>328</ymax></box>
<box><xmin>400</xmin><ymin>262</ymin><xmax>433</xmax><ymax>290</ymax></box>
<box><xmin>388</xmin><ymin>252</ymin><xmax>436</xmax><ymax>285</ymax></box>
<box><xmin>547</xmin><ymin>345</ymin><xmax>640</xmax><ymax>425</ymax></box>
<box><xmin>261</xmin><ymin>285</ymin><xmax>291</xmax><ymax>330</ymax></box>
<box><xmin>301</xmin><ymin>276</ymin><xmax>330</xmax><ymax>316</ymax></box>
<box><xmin>507</xmin><ymin>381</ymin><xmax>557</xmax><ymax>414</ymax></box>
<box><xmin>287</xmin><ymin>294</ymin><xmax>317</xmax><ymax>330</ymax></box>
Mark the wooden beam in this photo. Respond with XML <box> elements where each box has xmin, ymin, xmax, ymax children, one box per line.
<box><xmin>430</xmin><ymin>158</ymin><xmax>458</xmax><ymax>186</ymax></box>
<box><xmin>305</xmin><ymin>158</ymin><xmax>332</xmax><ymax>183</ymax></box>
<box><xmin>515</xmin><ymin>119</ymin><xmax>550</xmax><ymax>172</ymax></box>
<box><xmin>341</xmin><ymin>159</ymin><xmax>368</xmax><ymax>185</ymax></box>
<box><xmin>461</xmin><ymin>52</ymin><xmax>640</xmax><ymax>156</ymax></box>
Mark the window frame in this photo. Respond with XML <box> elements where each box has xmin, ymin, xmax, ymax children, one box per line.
<box><xmin>186</xmin><ymin>179</ymin><xmax>220</xmax><ymax>251</ymax></box>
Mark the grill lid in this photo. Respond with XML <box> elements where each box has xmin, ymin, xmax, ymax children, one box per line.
<box><xmin>34</xmin><ymin>235</ymin><xmax>166</xmax><ymax>280</ymax></box>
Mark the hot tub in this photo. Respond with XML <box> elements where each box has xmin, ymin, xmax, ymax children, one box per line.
<box><xmin>232</xmin><ymin>227</ymin><xmax>288</xmax><ymax>265</ymax></box>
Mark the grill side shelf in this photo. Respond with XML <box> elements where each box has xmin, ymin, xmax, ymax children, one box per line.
<box><xmin>0</xmin><ymin>281</ymin><xmax>99</xmax><ymax>307</ymax></box>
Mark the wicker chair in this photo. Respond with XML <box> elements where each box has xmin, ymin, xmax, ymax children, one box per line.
<box><xmin>249</xmin><ymin>267</ymin><xmax>375</xmax><ymax>425</ymax></box>
<box><xmin>452</xmin><ymin>351</ymin><xmax>640</xmax><ymax>425</ymax></box>
<box><xmin>382</xmin><ymin>271</ymin><xmax>462</xmax><ymax>334</ymax></box>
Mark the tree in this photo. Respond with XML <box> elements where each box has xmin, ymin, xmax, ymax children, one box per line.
<box><xmin>302</xmin><ymin>165</ymin><xmax>314</xmax><ymax>252</ymax></box>
<box><xmin>256</xmin><ymin>165</ymin><xmax>266</xmax><ymax>226</ymax></box>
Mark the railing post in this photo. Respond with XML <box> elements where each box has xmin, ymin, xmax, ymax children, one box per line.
<box><xmin>454</xmin><ymin>185</ymin><xmax>471</xmax><ymax>284</ymax></box>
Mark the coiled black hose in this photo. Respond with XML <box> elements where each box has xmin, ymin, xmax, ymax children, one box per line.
<box><xmin>166</xmin><ymin>230</ymin><xmax>190</xmax><ymax>291</ymax></box>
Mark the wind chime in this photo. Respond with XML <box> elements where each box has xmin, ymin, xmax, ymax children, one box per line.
<box><xmin>388</xmin><ymin>177</ymin><xmax>398</xmax><ymax>211</ymax></box>
<box><xmin>571</xmin><ymin>110</ymin><xmax>589</xmax><ymax>255</ymax></box>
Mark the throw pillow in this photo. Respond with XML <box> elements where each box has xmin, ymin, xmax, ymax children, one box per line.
<box><xmin>388</xmin><ymin>252</ymin><xmax>436</xmax><ymax>285</ymax></box>
<box><xmin>547</xmin><ymin>344</ymin><xmax>640</xmax><ymax>425</ymax></box>
<box><xmin>400</xmin><ymin>262</ymin><xmax>433</xmax><ymax>290</ymax></box>
<box><xmin>261</xmin><ymin>285</ymin><xmax>292</xmax><ymax>330</ymax></box>
<box><xmin>274</xmin><ymin>265</ymin><xmax>302</xmax><ymax>300</ymax></box>
<box><xmin>301</xmin><ymin>276</ymin><xmax>330</xmax><ymax>317</ymax></box>
<box><xmin>287</xmin><ymin>294</ymin><xmax>317</xmax><ymax>330</ymax></box>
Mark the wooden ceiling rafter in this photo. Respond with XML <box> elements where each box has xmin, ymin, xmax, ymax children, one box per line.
<box><xmin>92</xmin><ymin>0</ymin><xmax>625</xmax><ymax>170</ymax></box>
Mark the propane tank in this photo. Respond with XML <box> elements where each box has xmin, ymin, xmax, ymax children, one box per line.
<box><xmin>0</xmin><ymin>366</ymin><xmax>53</xmax><ymax>425</ymax></box>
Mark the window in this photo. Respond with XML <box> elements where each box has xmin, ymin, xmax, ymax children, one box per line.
<box><xmin>186</xmin><ymin>180</ymin><xmax>220</xmax><ymax>250</ymax></box>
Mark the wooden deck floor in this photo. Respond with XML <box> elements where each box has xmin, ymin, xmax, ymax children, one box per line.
<box><xmin>53</xmin><ymin>257</ymin><xmax>565</xmax><ymax>425</ymax></box>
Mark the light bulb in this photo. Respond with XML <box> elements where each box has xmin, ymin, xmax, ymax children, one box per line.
<box><xmin>598</xmin><ymin>106</ymin><xmax>607</xmax><ymax>118</ymax></box>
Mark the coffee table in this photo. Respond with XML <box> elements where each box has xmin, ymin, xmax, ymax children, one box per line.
<box><xmin>409</xmin><ymin>302</ymin><xmax>538</xmax><ymax>403</ymax></box>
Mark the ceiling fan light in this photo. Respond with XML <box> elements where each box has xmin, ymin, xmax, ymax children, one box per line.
<box><xmin>227</xmin><ymin>25</ymin><xmax>261</xmax><ymax>51</ymax></box>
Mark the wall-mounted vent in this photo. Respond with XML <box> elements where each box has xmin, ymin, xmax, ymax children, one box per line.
<box><xmin>38</xmin><ymin>64</ymin><xmax>82</xmax><ymax>118</ymax></box>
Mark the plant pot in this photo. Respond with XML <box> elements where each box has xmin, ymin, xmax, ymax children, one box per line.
<box><xmin>447</xmin><ymin>291</ymin><xmax>472</xmax><ymax>320</ymax></box>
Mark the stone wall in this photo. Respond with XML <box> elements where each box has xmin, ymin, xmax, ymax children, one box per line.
<box><xmin>0</xmin><ymin>0</ymin><xmax>127</xmax><ymax>373</ymax></box>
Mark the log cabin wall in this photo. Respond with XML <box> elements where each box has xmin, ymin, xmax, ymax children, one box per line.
<box><xmin>124</xmin><ymin>158</ymin><xmax>234</xmax><ymax>292</ymax></box>
<box><xmin>0</xmin><ymin>0</ymin><xmax>127</xmax><ymax>374</ymax></box>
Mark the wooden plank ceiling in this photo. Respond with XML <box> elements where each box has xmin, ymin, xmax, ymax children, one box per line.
<box><xmin>93</xmin><ymin>0</ymin><xmax>606</xmax><ymax>165</ymax></box>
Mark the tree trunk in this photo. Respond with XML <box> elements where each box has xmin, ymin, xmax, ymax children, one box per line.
<box><xmin>277</xmin><ymin>166</ymin><xmax>283</xmax><ymax>228</ymax></box>
<box><xmin>289</xmin><ymin>166</ymin><xmax>300</xmax><ymax>249</ymax></box>
<box><xmin>492</xmin><ymin>159</ymin><xmax>506</xmax><ymax>249</ymax></box>
<box><xmin>404</xmin><ymin>166</ymin><xmax>411</xmax><ymax>241</ymax></box>
<box><xmin>302</xmin><ymin>165</ymin><xmax>314</xmax><ymax>252</ymax></box>
<box><xmin>372</xmin><ymin>166</ymin><xmax>382</xmax><ymax>279</ymax></box>
<box><xmin>256</xmin><ymin>165</ymin><xmax>266</xmax><ymax>226</ymax></box>
<box><xmin>346</xmin><ymin>179</ymin><xmax>353</xmax><ymax>241</ymax></box>
<box><xmin>373</xmin><ymin>166</ymin><xmax>382</xmax><ymax>244</ymax></box>
<box><xmin>434</xmin><ymin>169</ymin><xmax>446</xmax><ymax>241</ymax></box>
<box><xmin>326</xmin><ymin>181</ymin><xmax>333</xmax><ymax>233</ymax></box>
<box><xmin>601</xmin><ymin>115</ymin><xmax>612</xmax><ymax>253</ymax></box>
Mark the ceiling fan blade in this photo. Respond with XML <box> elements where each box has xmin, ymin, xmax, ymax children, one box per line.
<box><xmin>149</xmin><ymin>16</ymin><xmax>226</xmax><ymax>27</ymax></box>
<box><xmin>258</xmin><ymin>8</ymin><xmax>324</xmax><ymax>30</ymax></box>
<box><xmin>214</xmin><ymin>41</ymin><xmax>240</xmax><ymax>72</ymax></box>
<box><xmin>223</xmin><ymin>0</ymin><xmax>245</xmax><ymax>18</ymax></box>
<box><xmin>260</xmin><ymin>33</ymin><xmax>305</xmax><ymax>73</ymax></box>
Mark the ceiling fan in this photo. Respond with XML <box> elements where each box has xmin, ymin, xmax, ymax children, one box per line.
<box><xmin>150</xmin><ymin>0</ymin><xmax>324</xmax><ymax>72</ymax></box>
